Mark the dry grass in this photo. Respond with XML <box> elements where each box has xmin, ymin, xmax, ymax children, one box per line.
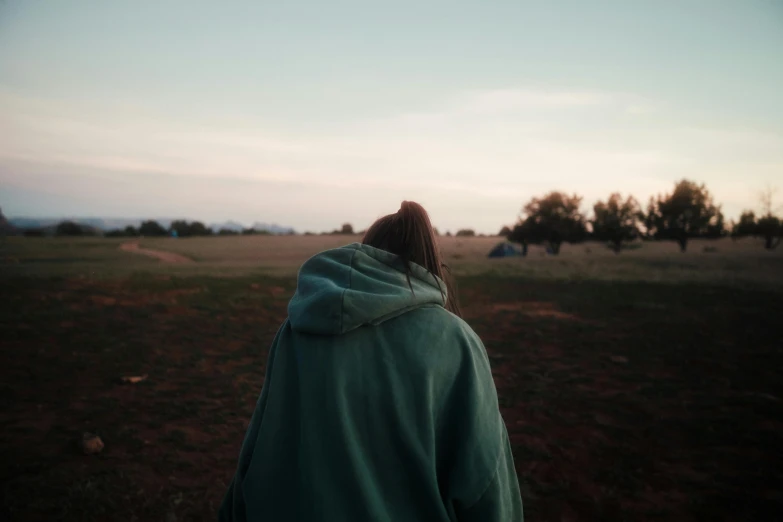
<box><xmin>135</xmin><ymin>235</ymin><xmax>783</xmax><ymax>288</ymax></box>
<box><xmin>2</xmin><ymin>235</ymin><xmax>782</xmax><ymax>289</ymax></box>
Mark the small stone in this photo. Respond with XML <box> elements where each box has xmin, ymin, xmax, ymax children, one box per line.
<box><xmin>120</xmin><ymin>374</ymin><xmax>148</xmax><ymax>384</ymax></box>
<box><xmin>609</xmin><ymin>355</ymin><xmax>629</xmax><ymax>364</ymax></box>
<box><xmin>81</xmin><ymin>432</ymin><xmax>104</xmax><ymax>455</ymax></box>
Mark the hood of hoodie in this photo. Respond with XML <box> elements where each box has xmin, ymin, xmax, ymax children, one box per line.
<box><xmin>287</xmin><ymin>243</ymin><xmax>448</xmax><ymax>335</ymax></box>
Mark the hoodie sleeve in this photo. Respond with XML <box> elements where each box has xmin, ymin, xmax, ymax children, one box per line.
<box><xmin>454</xmin><ymin>427</ymin><xmax>523</xmax><ymax>522</ymax></box>
<box><xmin>440</xmin><ymin>323</ymin><xmax>524</xmax><ymax>521</ymax></box>
<box><xmin>218</xmin><ymin>325</ymin><xmax>283</xmax><ymax>522</ymax></box>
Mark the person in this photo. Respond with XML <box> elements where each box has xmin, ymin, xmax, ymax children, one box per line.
<box><xmin>219</xmin><ymin>201</ymin><xmax>523</xmax><ymax>521</ymax></box>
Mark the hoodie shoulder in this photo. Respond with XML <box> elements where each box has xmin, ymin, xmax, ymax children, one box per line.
<box><xmin>410</xmin><ymin>306</ymin><xmax>483</xmax><ymax>342</ymax></box>
<box><xmin>389</xmin><ymin>305</ymin><xmax>488</xmax><ymax>365</ymax></box>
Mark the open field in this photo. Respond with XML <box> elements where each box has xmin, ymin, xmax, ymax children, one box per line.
<box><xmin>1</xmin><ymin>236</ymin><xmax>782</xmax><ymax>521</ymax></box>
<box><xmin>3</xmin><ymin>235</ymin><xmax>783</xmax><ymax>286</ymax></box>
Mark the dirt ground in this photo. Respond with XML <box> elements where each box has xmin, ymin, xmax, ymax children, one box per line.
<box><xmin>1</xmin><ymin>274</ymin><xmax>782</xmax><ymax>521</ymax></box>
<box><xmin>119</xmin><ymin>242</ymin><xmax>194</xmax><ymax>264</ymax></box>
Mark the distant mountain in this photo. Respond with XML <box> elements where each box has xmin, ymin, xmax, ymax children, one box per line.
<box><xmin>7</xmin><ymin>217</ymin><xmax>191</xmax><ymax>231</ymax></box>
<box><xmin>9</xmin><ymin>220</ymin><xmax>102</xmax><ymax>237</ymax></box>
<box><xmin>8</xmin><ymin>217</ymin><xmax>56</xmax><ymax>229</ymax></box>
<box><xmin>9</xmin><ymin>217</ymin><xmax>143</xmax><ymax>230</ymax></box>
<box><xmin>7</xmin><ymin>216</ymin><xmax>296</xmax><ymax>235</ymax></box>
<box><xmin>250</xmin><ymin>222</ymin><xmax>296</xmax><ymax>235</ymax></box>
<box><xmin>209</xmin><ymin>221</ymin><xmax>245</xmax><ymax>233</ymax></box>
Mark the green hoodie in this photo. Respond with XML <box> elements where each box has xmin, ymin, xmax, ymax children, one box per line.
<box><xmin>219</xmin><ymin>243</ymin><xmax>523</xmax><ymax>521</ymax></box>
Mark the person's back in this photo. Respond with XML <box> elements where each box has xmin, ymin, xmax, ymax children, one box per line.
<box><xmin>220</xmin><ymin>203</ymin><xmax>523</xmax><ymax>521</ymax></box>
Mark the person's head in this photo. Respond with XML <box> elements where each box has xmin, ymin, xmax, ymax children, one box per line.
<box><xmin>362</xmin><ymin>201</ymin><xmax>461</xmax><ymax>317</ymax></box>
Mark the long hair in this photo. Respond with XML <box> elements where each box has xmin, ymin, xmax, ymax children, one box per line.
<box><xmin>362</xmin><ymin>201</ymin><xmax>462</xmax><ymax>317</ymax></box>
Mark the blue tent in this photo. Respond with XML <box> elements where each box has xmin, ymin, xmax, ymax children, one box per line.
<box><xmin>488</xmin><ymin>242</ymin><xmax>522</xmax><ymax>258</ymax></box>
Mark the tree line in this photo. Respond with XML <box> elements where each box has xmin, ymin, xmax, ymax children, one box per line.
<box><xmin>103</xmin><ymin>220</ymin><xmax>214</xmax><ymax>237</ymax></box>
<box><xmin>45</xmin><ymin>220</ymin><xmax>249</xmax><ymax>238</ymax></box>
<box><xmin>105</xmin><ymin>220</ymin><xmax>295</xmax><ymax>237</ymax></box>
<box><xmin>14</xmin><ymin>179</ymin><xmax>781</xmax><ymax>251</ymax></box>
<box><xmin>54</xmin><ymin>220</ymin><xmax>360</xmax><ymax>238</ymax></box>
<box><xmin>503</xmin><ymin>179</ymin><xmax>782</xmax><ymax>254</ymax></box>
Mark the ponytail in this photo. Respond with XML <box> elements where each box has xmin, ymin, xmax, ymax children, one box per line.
<box><xmin>363</xmin><ymin>201</ymin><xmax>462</xmax><ymax>317</ymax></box>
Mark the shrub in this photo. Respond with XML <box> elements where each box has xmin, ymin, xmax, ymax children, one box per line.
<box><xmin>139</xmin><ymin>221</ymin><xmax>167</xmax><ymax>237</ymax></box>
<box><xmin>23</xmin><ymin>228</ymin><xmax>45</xmax><ymax>237</ymax></box>
<box><xmin>55</xmin><ymin>221</ymin><xmax>84</xmax><ymax>236</ymax></box>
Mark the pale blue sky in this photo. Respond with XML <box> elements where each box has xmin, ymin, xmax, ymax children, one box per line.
<box><xmin>1</xmin><ymin>0</ymin><xmax>781</xmax><ymax>232</ymax></box>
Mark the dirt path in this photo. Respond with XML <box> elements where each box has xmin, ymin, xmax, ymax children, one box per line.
<box><xmin>119</xmin><ymin>242</ymin><xmax>194</xmax><ymax>263</ymax></box>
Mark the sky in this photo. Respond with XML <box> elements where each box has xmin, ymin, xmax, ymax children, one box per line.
<box><xmin>1</xmin><ymin>0</ymin><xmax>782</xmax><ymax>233</ymax></box>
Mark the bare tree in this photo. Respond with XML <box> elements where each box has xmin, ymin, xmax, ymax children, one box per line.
<box><xmin>758</xmin><ymin>185</ymin><xmax>782</xmax><ymax>250</ymax></box>
<box><xmin>760</xmin><ymin>185</ymin><xmax>782</xmax><ymax>217</ymax></box>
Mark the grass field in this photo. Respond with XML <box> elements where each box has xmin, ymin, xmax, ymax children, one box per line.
<box><xmin>1</xmin><ymin>236</ymin><xmax>782</xmax><ymax>521</ymax></box>
<box><xmin>4</xmin><ymin>235</ymin><xmax>783</xmax><ymax>286</ymax></box>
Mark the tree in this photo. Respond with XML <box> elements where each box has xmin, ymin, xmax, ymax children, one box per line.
<box><xmin>218</xmin><ymin>228</ymin><xmax>239</xmax><ymax>236</ymax></box>
<box><xmin>169</xmin><ymin>220</ymin><xmax>212</xmax><ymax>237</ymax></box>
<box><xmin>651</xmin><ymin>179</ymin><xmax>723</xmax><ymax>252</ymax></box>
<box><xmin>188</xmin><ymin>221</ymin><xmax>212</xmax><ymax>236</ymax></box>
<box><xmin>734</xmin><ymin>186</ymin><xmax>783</xmax><ymax>250</ymax></box>
<box><xmin>105</xmin><ymin>226</ymin><xmax>139</xmax><ymax>238</ymax></box>
<box><xmin>55</xmin><ymin>221</ymin><xmax>84</xmax><ymax>236</ymax></box>
<box><xmin>456</xmin><ymin>229</ymin><xmax>475</xmax><ymax>237</ymax></box>
<box><xmin>757</xmin><ymin>216</ymin><xmax>782</xmax><ymax>250</ymax></box>
<box><xmin>732</xmin><ymin>211</ymin><xmax>782</xmax><ymax>250</ymax></box>
<box><xmin>169</xmin><ymin>220</ymin><xmax>191</xmax><ymax>237</ymax></box>
<box><xmin>731</xmin><ymin>210</ymin><xmax>783</xmax><ymax>250</ymax></box>
<box><xmin>732</xmin><ymin>211</ymin><xmax>757</xmax><ymax>238</ymax></box>
<box><xmin>23</xmin><ymin>228</ymin><xmax>45</xmax><ymax>237</ymax></box>
<box><xmin>508</xmin><ymin>191</ymin><xmax>587</xmax><ymax>255</ymax></box>
<box><xmin>642</xmin><ymin>196</ymin><xmax>660</xmax><ymax>239</ymax></box>
<box><xmin>242</xmin><ymin>228</ymin><xmax>270</xmax><ymax>235</ymax></box>
<box><xmin>139</xmin><ymin>220</ymin><xmax>167</xmax><ymax>237</ymax></box>
<box><xmin>340</xmin><ymin>223</ymin><xmax>354</xmax><ymax>235</ymax></box>
<box><xmin>498</xmin><ymin>225</ymin><xmax>512</xmax><ymax>237</ymax></box>
<box><xmin>591</xmin><ymin>193</ymin><xmax>643</xmax><ymax>253</ymax></box>
<box><xmin>704</xmin><ymin>213</ymin><xmax>727</xmax><ymax>239</ymax></box>
<box><xmin>758</xmin><ymin>185</ymin><xmax>782</xmax><ymax>250</ymax></box>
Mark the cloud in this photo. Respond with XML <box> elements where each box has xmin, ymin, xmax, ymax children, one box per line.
<box><xmin>624</xmin><ymin>104</ymin><xmax>656</xmax><ymax>116</ymax></box>
<box><xmin>458</xmin><ymin>88</ymin><xmax>611</xmax><ymax>113</ymax></box>
<box><xmin>2</xmin><ymin>86</ymin><xmax>781</xmax><ymax>231</ymax></box>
